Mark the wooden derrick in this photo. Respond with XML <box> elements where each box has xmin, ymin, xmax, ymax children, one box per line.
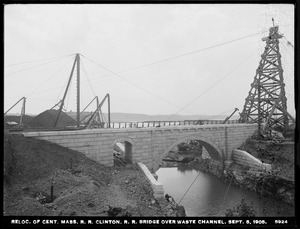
<box><xmin>239</xmin><ymin>22</ymin><xmax>291</xmax><ymax>135</ymax></box>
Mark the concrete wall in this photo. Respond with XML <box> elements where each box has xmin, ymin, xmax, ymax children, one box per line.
<box><xmin>137</xmin><ymin>162</ymin><xmax>164</xmax><ymax>199</ymax></box>
<box><xmin>232</xmin><ymin>149</ymin><xmax>271</xmax><ymax>171</ymax></box>
<box><xmin>23</xmin><ymin>124</ymin><xmax>257</xmax><ymax>171</ymax></box>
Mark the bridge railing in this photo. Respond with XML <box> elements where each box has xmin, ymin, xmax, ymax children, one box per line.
<box><xmin>100</xmin><ymin>119</ymin><xmax>239</xmax><ymax>129</ymax></box>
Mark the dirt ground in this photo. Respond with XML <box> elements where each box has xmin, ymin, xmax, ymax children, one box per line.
<box><xmin>239</xmin><ymin>139</ymin><xmax>295</xmax><ymax>180</ymax></box>
<box><xmin>3</xmin><ymin>131</ymin><xmax>294</xmax><ymax>216</ymax></box>
<box><xmin>3</xmin><ymin>133</ymin><xmax>172</xmax><ymax>216</ymax></box>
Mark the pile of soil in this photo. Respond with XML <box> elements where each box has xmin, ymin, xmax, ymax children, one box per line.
<box><xmin>28</xmin><ymin>109</ymin><xmax>76</xmax><ymax>128</ymax></box>
<box><xmin>3</xmin><ymin>133</ymin><xmax>170</xmax><ymax>216</ymax></box>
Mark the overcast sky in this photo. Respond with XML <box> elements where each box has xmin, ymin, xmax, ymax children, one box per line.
<box><xmin>4</xmin><ymin>4</ymin><xmax>295</xmax><ymax>118</ymax></box>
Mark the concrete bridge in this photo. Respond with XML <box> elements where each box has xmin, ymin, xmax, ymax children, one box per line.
<box><xmin>23</xmin><ymin>123</ymin><xmax>257</xmax><ymax>171</ymax></box>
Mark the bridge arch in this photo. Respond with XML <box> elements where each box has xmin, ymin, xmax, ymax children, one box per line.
<box><xmin>156</xmin><ymin>134</ymin><xmax>225</xmax><ymax>171</ymax></box>
<box><xmin>112</xmin><ymin>137</ymin><xmax>135</xmax><ymax>164</ymax></box>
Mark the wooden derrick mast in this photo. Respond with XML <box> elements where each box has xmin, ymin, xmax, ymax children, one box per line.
<box><xmin>239</xmin><ymin>21</ymin><xmax>291</xmax><ymax>135</ymax></box>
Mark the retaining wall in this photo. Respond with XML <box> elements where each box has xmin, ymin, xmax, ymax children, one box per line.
<box><xmin>232</xmin><ymin>149</ymin><xmax>271</xmax><ymax>171</ymax></box>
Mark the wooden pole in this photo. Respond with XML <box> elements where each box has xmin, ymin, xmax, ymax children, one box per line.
<box><xmin>54</xmin><ymin>55</ymin><xmax>77</xmax><ymax>127</ymax></box>
<box><xmin>4</xmin><ymin>97</ymin><xmax>25</xmax><ymax>115</ymax></box>
<box><xmin>76</xmin><ymin>53</ymin><xmax>80</xmax><ymax>128</ymax></box>
<box><xmin>108</xmin><ymin>94</ymin><xmax>111</xmax><ymax>128</ymax></box>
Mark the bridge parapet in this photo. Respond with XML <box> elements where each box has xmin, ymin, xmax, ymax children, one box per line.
<box><xmin>101</xmin><ymin>119</ymin><xmax>240</xmax><ymax>128</ymax></box>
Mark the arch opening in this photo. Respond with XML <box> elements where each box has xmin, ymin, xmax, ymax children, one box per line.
<box><xmin>157</xmin><ymin>136</ymin><xmax>224</xmax><ymax>172</ymax></box>
<box><xmin>113</xmin><ymin>140</ymin><xmax>133</xmax><ymax>166</ymax></box>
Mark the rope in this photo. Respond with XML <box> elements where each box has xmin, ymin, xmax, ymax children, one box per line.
<box><xmin>5</xmin><ymin>55</ymin><xmax>74</xmax><ymax>77</ymax></box>
<box><xmin>56</xmin><ymin>30</ymin><xmax>265</xmax><ymax>119</ymax></box>
<box><xmin>218</xmin><ymin>173</ymin><xmax>234</xmax><ymax>215</ymax></box>
<box><xmin>81</xmin><ymin>48</ymin><xmax>256</xmax><ymax>121</ymax></box>
<box><xmin>65</xmin><ymin>75</ymin><xmax>73</xmax><ymax>111</ymax></box>
<box><xmin>280</xmin><ymin>40</ymin><xmax>294</xmax><ymax>59</ymax></box>
<box><xmin>55</xmin><ymin>77</ymin><xmax>70</xmax><ymax>106</ymax></box>
<box><xmin>5</xmin><ymin>54</ymin><xmax>74</xmax><ymax>67</ymax></box>
<box><xmin>81</xmin><ymin>55</ymin><xmax>195</xmax><ymax>115</ymax></box>
<box><xmin>81</xmin><ymin>58</ymin><xmax>97</xmax><ymax>97</ymax></box>
<box><xmin>165</xmin><ymin>50</ymin><xmax>257</xmax><ymax>121</ymax></box>
<box><xmin>78</xmin><ymin>31</ymin><xmax>267</xmax><ymax>83</ymax></box>
<box><xmin>283</xmin><ymin>36</ymin><xmax>294</xmax><ymax>48</ymax></box>
<box><xmin>178</xmin><ymin>171</ymin><xmax>201</xmax><ymax>205</ymax></box>
<box><xmin>26</xmin><ymin>56</ymin><xmax>74</xmax><ymax>97</ymax></box>
<box><xmin>124</xmin><ymin>31</ymin><xmax>267</xmax><ymax>71</ymax></box>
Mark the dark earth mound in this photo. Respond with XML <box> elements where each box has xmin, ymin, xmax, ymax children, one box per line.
<box><xmin>28</xmin><ymin>109</ymin><xmax>76</xmax><ymax>128</ymax></box>
<box><xmin>3</xmin><ymin>133</ymin><xmax>174</xmax><ymax>216</ymax></box>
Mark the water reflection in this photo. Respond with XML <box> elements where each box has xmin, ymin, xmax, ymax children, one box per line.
<box><xmin>156</xmin><ymin>166</ymin><xmax>294</xmax><ymax>217</ymax></box>
<box><xmin>177</xmin><ymin>164</ymin><xmax>195</xmax><ymax>173</ymax></box>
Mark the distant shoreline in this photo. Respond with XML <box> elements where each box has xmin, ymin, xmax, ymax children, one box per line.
<box><xmin>5</xmin><ymin>111</ymin><xmax>239</xmax><ymax>122</ymax></box>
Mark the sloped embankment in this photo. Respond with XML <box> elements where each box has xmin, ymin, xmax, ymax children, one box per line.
<box><xmin>3</xmin><ymin>133</ymin><xmax>176</xmax><ymax>216</ymax></box>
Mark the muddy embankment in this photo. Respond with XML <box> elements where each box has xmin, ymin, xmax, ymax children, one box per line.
<box><xmin>3</xmin><ymin>133</ymin><xmax>185</xmax><ymax>217</ymax></box>
<box><xmin>160</xmin><ymin>140</ymin><xmax>295</xmax><ymax>206</ymax></box>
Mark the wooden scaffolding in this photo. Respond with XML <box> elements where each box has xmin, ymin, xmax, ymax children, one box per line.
<box><xmin>239</xmin><ymin>21</ymin><xmax>293</xmax><ymax>135</ymax></box>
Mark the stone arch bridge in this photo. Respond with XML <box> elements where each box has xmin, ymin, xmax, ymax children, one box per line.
<box><xmin>23</xmin><ymin>123</ymin><xmax>257</xmax><ymax>171</ymax></box>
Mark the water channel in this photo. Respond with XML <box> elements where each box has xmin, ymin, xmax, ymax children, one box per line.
<box><xmin>156</xmin><ymin>165</ymin><xmax>294</xmax><ymax>217</ymax></box>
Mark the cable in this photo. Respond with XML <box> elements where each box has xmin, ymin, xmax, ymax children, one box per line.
<box><xmin>5</xmin><ymin>53</ymin><xmax>74</xmax><ymax>67</ymax></box>
<box><xmin>82</xmin><ymin>48</ymin><xmax>256</xmax><ymax>121</ymax></box>
<box><xmin>280</xmin><ymin>40</ymin><xmax>294</xmax><ymax>59</ymax></box>
<box><xmin>26</xmin><ymin>56</ymin><xmax>74</xmax><ymax>97</ymax></box>
<box><xmin>283</xmin><ymin>36</ymin><xmax>294</xmax><ymax>48</ymax></box>
<box><xmin>55</xmin><ymin>76</ymin><xmax>71</xmax><ymax>106</ymax></box>
<box><xmin>81</xmin><ymin>54</ymin><xmax>195</xmax><ymax>114</ymax></box>
<box><xmin>218</xmin><ymin>173</ymin><xmax>234</xmax><ymax>215</ymax></box>
<box><xmin>166</xmin><ymin>50</ymin><xmax>257</xmax><ymax>121</ymax></box>
<box><xmin>5</xmin><ymin>55</ymin><xmax>74</xmax><ymax>77</ymax></box>
<box><xmin>127</xmin><ymin>31</ymin><xmax>267</xmax><ymax>71</ymax></box>
<box><xmin>80</xmin><ymin>30</ymin><xmax>268</xmax><ymax>82</ymax></box>
<box><xmin>77</xmin><ymin>39</ymin><xmax>259</xmax><ymax>90</ymax></box>
<box><xmin>81</xmin><ymin>59</ymin><xmax>97</xmax><ymax>97</ymax></box>
<box><xmin>65</xmin><ymin>75</ymin><xmax>73</xmax><ymax>111</ymax></box>
<box><xmin>5</xmin><ymin>56</ymin><xmax>74</xmax><ymax>108</ymax></box>
<box><xmin>178</xmin><ymin>171</ymin><xmax>201</xmax><ymax>205</ymax></box>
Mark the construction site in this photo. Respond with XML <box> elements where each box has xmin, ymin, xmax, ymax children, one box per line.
<box><xmin>4</xmin><ymin>4</ymin><xmax>296</xmax><ymax>221</ymax></box>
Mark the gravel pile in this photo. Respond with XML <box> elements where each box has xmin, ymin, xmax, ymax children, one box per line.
<box><xmin>29</xmin><ymin>109</ymin><xmax>76</xmax><ymax>128</ymax></box>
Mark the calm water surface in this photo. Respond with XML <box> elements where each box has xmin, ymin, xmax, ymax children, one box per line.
<box><xmin>156</xmin><ymin>166</ymin><xmax>294</xmax><ymax>217</ymax></box>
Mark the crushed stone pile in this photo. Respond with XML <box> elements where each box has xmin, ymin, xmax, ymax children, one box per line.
<box><xmin>28</xmin><ymin>109</ymin><xmax>76</xmax><ymax>128</ymax></box>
